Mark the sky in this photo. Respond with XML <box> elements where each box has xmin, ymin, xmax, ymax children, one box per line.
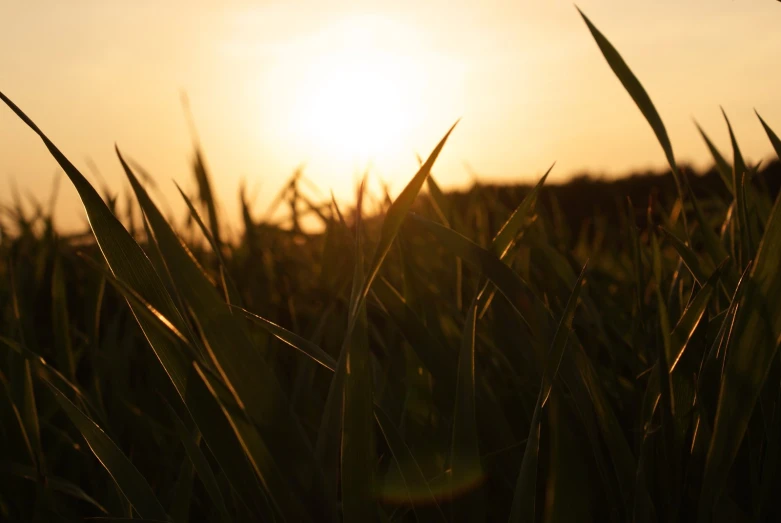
<box><xmin>1</xmin><ymin>1</ymin><xmax>780</xmax><ymax>231</ymax></box>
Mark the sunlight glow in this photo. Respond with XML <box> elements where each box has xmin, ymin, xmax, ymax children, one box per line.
<box><xmin>287</xmin><ymin>19</ymin><xmax>425</xmax><ymax>169</ymax></box>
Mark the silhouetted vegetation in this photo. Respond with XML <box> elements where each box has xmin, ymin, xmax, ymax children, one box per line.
<box><xmin>2</xmin><ymin>9</ymin><xmax>781</xmax><ymax>523</ymax></box>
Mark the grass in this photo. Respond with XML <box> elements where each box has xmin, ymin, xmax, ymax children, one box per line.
<box><xmin>1</xmin><ymin>9</ymin><xmax>781</xmax><ymax>522</ymax></box>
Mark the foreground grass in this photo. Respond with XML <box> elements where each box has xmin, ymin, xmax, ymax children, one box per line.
<box><xmin>1</xmin><ymin>10</ymin><xmax>781</xmax><ymax>522</ymax></box>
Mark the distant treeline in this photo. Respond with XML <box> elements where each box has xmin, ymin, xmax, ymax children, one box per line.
<box><xmin>444</xmin><ymin>160</ymin><xmax>781</xmax><ymax>235</ymax></box>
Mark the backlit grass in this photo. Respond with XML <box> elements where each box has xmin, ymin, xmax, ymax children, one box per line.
<box><xmin>1</xmin><ymin>10</ymin><xmax>781</xmax><ymax>523</ymax></box>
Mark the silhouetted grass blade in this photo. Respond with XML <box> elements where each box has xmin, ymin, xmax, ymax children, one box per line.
<box><xmin>411</xmin><ymin>213</ymin><xmax>536</xmax><ymax>332</ymax></box>
<box><xmin>700</xmin><ymin>176</ymin><xmax>781</xmax><ymax>519</ymax></box>
<box><xmin>450</xmin><ymin>301</ymin><xmax>484</xmax><ymax>523</ymax></box>
<box><xmin>509</xmin><ymin>262</ymin><xmax>586</xmax><ymax>523</ymax></box>
<box><xmin>492</xmin><ymin>165</ymin><xmax>552</xmax><ymax>259</ymax></box>
<box><xmin>174</xmin><ymin>182</ymin><xmax>242</xmax><ymax>308</ymax></box>
<box><xmin>164</xmin><ymin>402</ymin><xmax>231</xmax><ymax>523</ymax></box>
<box><xmin>0</xmin><ymin>91</ymin><xmax>190</xmax><ymax>394</ymax></box>
<box><xmin>695</xmin><ymin>121</ymin><xmax>734</xmax><ymax>193</ymax></box>
<box><xmin>118</xmin><ymin>149</ymin><xmax>315</xmax><ymax>491</ymax></box>
<box><xmin>234</xmin><ymin>305</ymin><xmax>336</xmax><ymax>371</ymax></box>
<box><xmin>756</xmin><ymin>111</ymin><xmax>781</xmax><ymax>159</ymax></box>
<box><xmin>356</xmin><ymin>121</ymin><xmax>458</xmax><ymax>319</ymax></box>
<box><xmin>46</xmin><ymin>382</ymin><xmax>167</xmax><ymax>520</ymax></box>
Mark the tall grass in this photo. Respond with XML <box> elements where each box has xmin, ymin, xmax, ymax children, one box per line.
<box><xmin>1</xmin><ymin>9</ymin><xmax>781</xmax><ymax>522</ymax></box>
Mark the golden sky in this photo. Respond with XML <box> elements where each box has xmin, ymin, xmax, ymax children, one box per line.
<box><xmin>1</xmin><ymin>1</ymin><xmax>780</xmax><ymax>230</ymax></box>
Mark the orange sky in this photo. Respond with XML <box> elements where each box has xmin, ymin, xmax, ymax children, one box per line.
<box><xmin>1</xmin><ymin>1</ymin><xmax>780</xmax><ymax>231</ymax></box>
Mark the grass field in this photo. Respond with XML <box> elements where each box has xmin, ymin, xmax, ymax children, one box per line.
<box><xmin>2</xmin><ymin>10</ymin><xmax>781</xmax><ymax>523</ymax></box>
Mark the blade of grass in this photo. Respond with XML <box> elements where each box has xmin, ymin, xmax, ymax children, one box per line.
<box><xmin>20</xmin><ymin>360</ymin><xmax>43</xmax><ymax>475</ymax></box>
<box><xmin>492</xmin><ymin>165</ymin><xmax>552</xmax><ymax>259</ymax></box>
<box><xmin>661</xmin><ymin>227</ymin><xmax>713</xmax><ymax>287</ymax></box>
<box><xmin>0</xmin><ymin>369</ymin><xmax>37</xmax><ymax>469</ymax></box>
<box><xmin>163</xmin><ymin>401</ymin><xmax>231</xmax><ymax>523</ymax></box>
<box><xmin>756</xmin><ymin>111</ymin><xmax>781</xmax><ymax>159</ymax></box>
<box><xmin>117</xmin><ymin>149</ymin><xmax>315</xmax><ymax>487</ymax></box>
<box><xmin>174</xmin><ymin>182</ymin><xmax>242</xmax><ymax>308</ymax></box>
<box><xmin>0</xmin><ymin>90</ymin><xmax>191</xmax><ymax>395</ymax></box>
<box><xmin>233</xmin><ymin>305</ymin><xmax>335</xmax><ymax>371</ymax></box>
<box><xmin>509</xmin><ymin>263</ymin><xmax>586</xmax><ymax>523</ymax></box>
<box><xmin>670</xmin><ymin>266</ymin><xmax>723</xmax><ymax>371</ymax></box>
<box><xmin>352</xmin><ymin>121</ymin><xmax>458</xmax><ymax>321</ymax></box>
<box><xmin>340</xmin><ymin>217</ymin><xmax>375</xmax><ymax>523</ymax></box>
<box><xmin>655</xmin><ymin>284</ymin><xmax>680</xmax><ymax>519</ymax></box>
<box><xmin>191</xmin><ymin>351</ymin><xmax>314</xmax><ymax>523</ymax></box>
<box><xmin>700</xmin><ymin>185</ymin><xmax>781</xmax><ymax>519</ymax></box>
<box><xmin>450</xmin><ymin>300</ymin><xmax>484</xmax><ymax>523</ymax></box>
<box><xmin>694</xmin><ymin>121</ymin><xmax>734</xmax><ymax>194</ymax></box>
<box><xmin>371</xmin><ymin>277</ymin><xmax>455</xmax><ymax>390</ymax></box>
<box><xmin>411</xmin><ymin>213</ymin><xmax>537</xmax><ymax>333</ymax></box>
<box><xmin>0</xmin><ymin>336</ymin><xmax>103</xmax><ymax>423</ymax></box>
<box><xmin>51</xmin><ymin>255</ymin><xmax>75</xmax><ymax>380</ymax></box>
<box><xmin>77</xmin><ymin>253</ymin><xmax>192</xmax><ymax>347</ymax></box>
<box><xmin>577</xmin><ymin>7</ymin><xmax>688</xmax><ymax>240</ymax></box>
<box><xmin>182</xmin><ymin>365</ymin><xmax>271</xmax><ymax>520</ymax></box>
<box><xmin>45</xmin><ymin>381</ymin><xmax>167</xmax><ymax>520</ymax></box>
<box><xmin>723</xmin><ymin>109</ymin><xmax>754</xmax><ymax>264</ymax></box>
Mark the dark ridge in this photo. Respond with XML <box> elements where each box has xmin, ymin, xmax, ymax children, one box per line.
<box><xmin>443</xmin><ymin>160</ymin><xmax>781</xmax><ymax>234</ymax></box>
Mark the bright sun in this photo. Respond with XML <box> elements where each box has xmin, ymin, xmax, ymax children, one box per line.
<box><xmin>288</xmin><ymin>20</ymin><xmax>425</xmax><ymax>169</ymax></box>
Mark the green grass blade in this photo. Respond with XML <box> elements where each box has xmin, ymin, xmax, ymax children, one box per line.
<box><xmin>540</xmin><ymin>263</ymin><xmax>588</xmax><ymax>407</ymax></box>
<box><xmin>45</xmin><ymin>381</ymin><xmax>167</xmax><ymax>520</ymax></box>
<box><xmin>315</xmin><ymin>183</ymin><xmax>368</xmax><ymax>520</ymax></box>
<box><xmin>700</xmin><ymin>185</ymin><xmax>781</xmax><ymax>519</ymax></box>
<box><xmin>0</xmin><ymin>369</ymin><xmax>37</xmax><ymax>469</ymax></box>
<box><xmin>492</xmin><ymin>165</ymin><xmax>552</xmax><ymax>258</ymax></box>
<box><xmin>411</xmin><ymin>214</ymin><xmax>537</xmax><ymax>332</ymax></box>
<box><xmin>77</xmin><ymin>253</ymin><xmax>192</xmax><ymax>347</ymax></box>
<box><xmin>195</xmin><ymin>358</ymin><xmax>314</xmax><ymax>522</ymax></box>
<box><xmin>577</xmin><ymin>9</ymin><xmax>672</xmax><ymax>168</ymax></box>
<box><xmin>173</xmin><ymin>182</ymin><xmax>243</xmax><ymax>308</ymax></box>
<box><xmin>450</xmin><ymin>301</ymin><xmax>484</xmax><ymax>523</ymax></box>
<box><xmin>0</xmin><ymin>90</ymin><xmax>190</xmax><ymax>395</ymax></box>
<box><xmin>473</xmin><ymin>166</ymin><xmax>552</xmax><ymax>315</ymax></box>
<box><xmin>182</xmin><ymin>364</ymin><xmax>271</xmax><ymax>519</ymax></box>
<box><xmin>756</xmin><ymin>111</ymin><xmax>781</xmax><ymax>159</ymax></box>
<box><xmin>191</xmin><ymin>146</ymin><xmax>222</xmax><ymax>250</ymax></box>
<box><xmin>723</xmin><ymin>109</ymin><xmax>754</xmax><ymax>264</ymax></box>
<box><xmin>509</xmin><ymin>263</ymin><xmax>586</xmax><ymax>523</ymax></box>
<box><xmin>354</xmin><ymin>122</ymin><xmax>458</xmax><ymax>319</ymax></box>
<box><xmin>340</xmin><ymin>250</ymin><xmax>376</xmax><ymax>523</ymax></box>
<box><xmin>117</xmin><ymin>150</ymin><xmax>313</xmax><ymax>474</ymax></box>
<box><xmin>0</xmin><ymin>336</ymin><xmax>103</xmax><ymax>422</ymax></box>
<box><xmin>655</xmin><ymin>284</ymin><xmax>681</xmax><ymax>518</ymax></box>
<box><xmin>371</xmin><ymin>277</ymin><xmax>455</xmax><ymax>389</ymax></box>
<box><xmin>234</xmin><ymin>305</ymin><xmax>335</xmax><ymax>371</ymax></box>
<box><xmin>425</xmin><ymin>173</ymin><xmax>452</xmax><ymax>227</ymax></box>
<box><xmin>20</xmin><ymin>360</ymin><xmax>42</xmax><ymax>474</ymax></box>
<box><xmin>51</xmin><ymin>255</ymin><xmax>75</xmax><ymax>380</ymax></box>
<box><xmin>695</xmin><ymin>121</ymin><xmax>734</xmax><ymax>193</ymax></box>
<box><xmin>164</xmin><ymin>402</ymin><xmax>231</xmax><ymax>523</ymax></box>
<box><xmin>670</xmin><ymin>266</ymin><xmax>722</xmax><ymax>371</ymax></box>
<box><xmin>661</xmin><ymin>227</ymin><xmax>712</xmax><ymax>286</ymax></box>
<box><xmin>577</xmin><ymin>7</ymin><xmax>688</xmax><ymax>239</ymax></box>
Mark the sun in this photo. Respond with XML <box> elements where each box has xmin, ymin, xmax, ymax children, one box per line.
<box><xmin>287</xmin><ymin>19</ymin><xmax>425</xmax><ymax>169</ymax></box>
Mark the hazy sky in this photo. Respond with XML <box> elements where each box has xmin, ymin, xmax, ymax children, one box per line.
<box><xmin>2</xmin><ymin>1</ymin><xmax>780</xmax><ymax>230</ymax></box>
